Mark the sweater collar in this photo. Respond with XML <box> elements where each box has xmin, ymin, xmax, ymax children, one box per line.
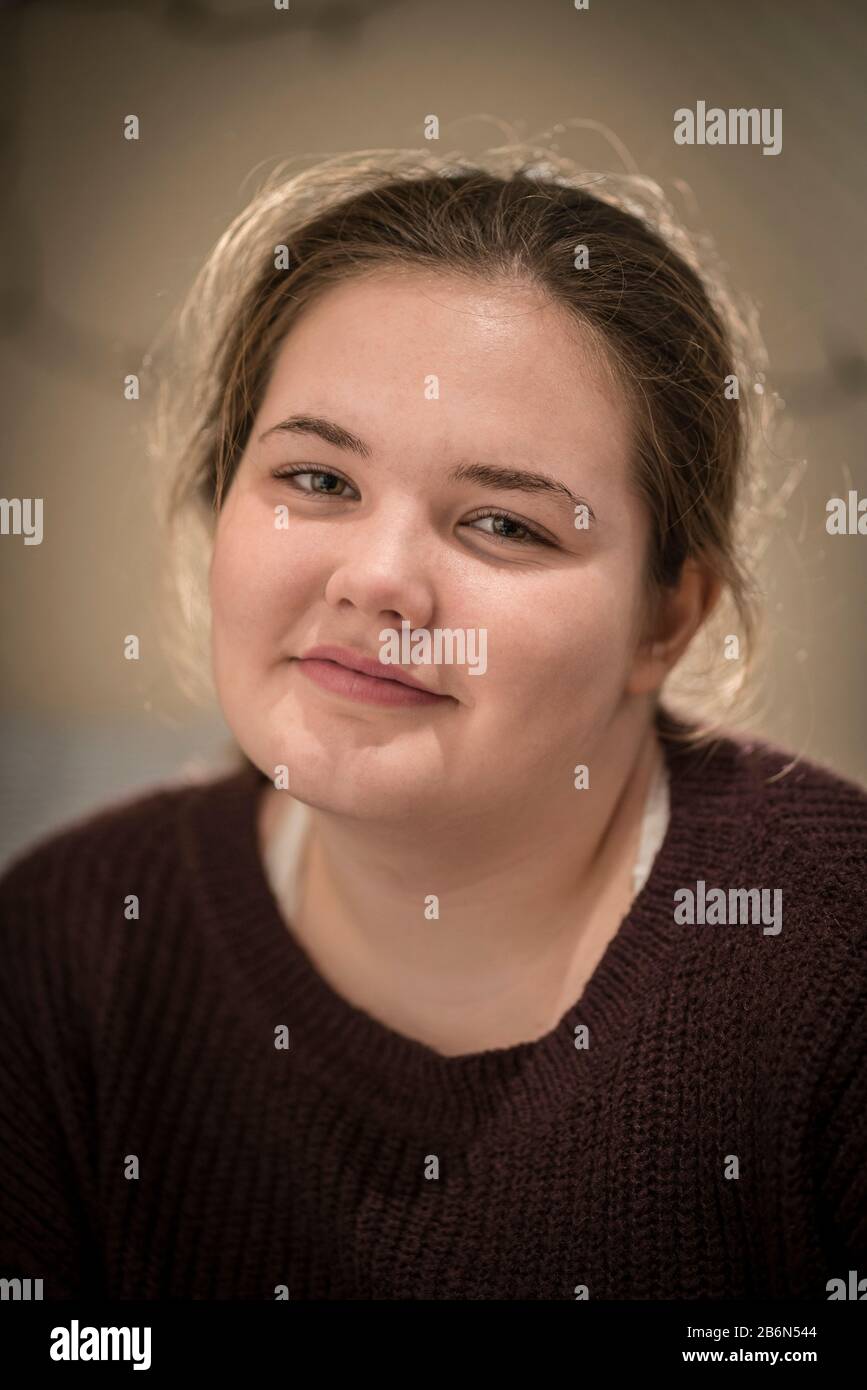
<box><xmin>181</xmin><ymin>712</ymin><xmax>745</xmax><ymax>1133</ymax></box>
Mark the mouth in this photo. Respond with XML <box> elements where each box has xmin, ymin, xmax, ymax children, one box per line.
<box><xmin>292</xmin><ymin>644</ymin><xmax>451</xmax><ymax>708</ymax></box>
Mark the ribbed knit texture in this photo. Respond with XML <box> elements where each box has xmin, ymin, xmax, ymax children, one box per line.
<box><xmin>1</xmin><ymin>717</ymin><xmax>865</xmax><ymax>1300</ymax></box>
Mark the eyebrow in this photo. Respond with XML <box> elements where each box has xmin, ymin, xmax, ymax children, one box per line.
<box><xmin>258</xmin><ymin>413</ymin><xmax>596</xmax><ymax>522</ymax></box>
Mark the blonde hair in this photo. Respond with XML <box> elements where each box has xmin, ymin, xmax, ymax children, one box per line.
<box><xmin>147</xmin><ymin>145</ymin><xmax>783</xmax><ymax>746</ymax></box>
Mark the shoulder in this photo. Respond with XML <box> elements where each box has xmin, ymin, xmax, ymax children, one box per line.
<box><xmin>662</xmin><ymin>723</ymin><xmax>867</xmax><ymax>1157</ymax></box>
<box><xmin>0</xmin><ymin>761</ymin><xmax>258</xmax><ymax>971</ymax></box>
<box><xmin>666</xmin><ymin>712</ymin><xmax>867</xmax><ymax>813</ymax></box>
<box><xmin>0</xmin><ymin>760</ymin><xmax>265</xmax><ymax>1057</ymax></box>
<box><xmin>677</xmin><ymin>723</ymin><xmax>867</xmax><ymax>991</ymax></box>
<box><xmin>666</xmin><ymin>720</ymin><xmax>867</xmax><ymax>915</ymax></box>
<box><xmin>2</xmin><ymin>768</ymin><xmax>217</xmax><ymax>897</ymax></box>
<box><xmin>730</xmin><ymin>729</ymin><xmax>866</xmax><ymax>906</ymax></box>
<box><xmin>661</xmin><ymin>718</ymin><xmax>867</xmax><ymax>1025</ymax></box>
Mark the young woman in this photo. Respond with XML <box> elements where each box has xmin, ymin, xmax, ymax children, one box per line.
<box><xmin>1</xmin><ymin>152</ymin><xmax>865</xmax><ymax>1301</ymax></box>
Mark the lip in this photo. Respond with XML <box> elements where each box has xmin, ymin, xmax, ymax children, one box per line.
<box><xmin>293</xmin><ymin>644</ymin><xmax>450</xmax><ymax>708</ymax></box>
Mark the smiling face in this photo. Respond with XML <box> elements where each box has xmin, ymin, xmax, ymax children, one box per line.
<box><xmin>209</xmin><ymin>268</ymin><xmax>663</xmax><ymax>821</ymax></box>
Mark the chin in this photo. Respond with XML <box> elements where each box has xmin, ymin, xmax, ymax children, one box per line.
<box><xmin>279</xmin><ymin>745</ymin><xmax>449</xmax><ymax>821</ymax></box>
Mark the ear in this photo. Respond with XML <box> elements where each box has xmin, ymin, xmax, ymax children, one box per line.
<box><xmin>626</xmin><ymin>561</ymin><xmax>722</xmax><ymax>696</ymax></box>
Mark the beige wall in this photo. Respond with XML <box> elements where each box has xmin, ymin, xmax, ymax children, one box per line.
<box><xmin>1</xmin><ymin>0</ymin><xmax>865</xmax><ymax>860</ymax></box>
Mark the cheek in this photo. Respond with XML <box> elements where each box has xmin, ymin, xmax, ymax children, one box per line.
<box><xmin>504</xmin><ymin>566</ymin><xmax>638</xmax><ymax>674</ymax></box>
<box><xmin>210</xmin><ymin>505</ymin><xmax>295</xmax><ymax>637</ymax></box>
<box><xmin>209</xmin><ymin>533</ymin><xmax>256</xmax><ymax>639</ymax></box>
<box><xmin>476</xmin><ymin>562</ymin><xmax>641</xmax><ymax>737</ymax></box>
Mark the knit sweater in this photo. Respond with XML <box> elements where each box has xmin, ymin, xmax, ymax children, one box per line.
<box><xmin>1</xmin><ymin>718</ymin><xmax>866</xmax><ymax>1301</ymax></box>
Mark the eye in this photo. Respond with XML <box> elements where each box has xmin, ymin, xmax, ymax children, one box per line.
<box><xmin>271</xmin><ymin>465</ymin><xmax>358</xmax><ymax>497</ymax></box>
<box><xmin>270</xmin><ymin>470</ymin><xmax>554</xmax><ymax>548</ymax></box>
<box><xmin>464</xmin><ymin>510</ymin><xmax>553</xmax><ymax>547</ymax></box>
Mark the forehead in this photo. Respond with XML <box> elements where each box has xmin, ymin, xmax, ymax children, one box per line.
<box><xmin>256</xmin><ymin>269</ymin><xmax>635</xmax><ymax>484</ymax></box>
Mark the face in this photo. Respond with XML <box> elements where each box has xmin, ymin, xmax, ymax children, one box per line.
<box><xmin>209</xmin><ymin>269</ymin><xmax>660</xmax><ymax>822</ymax></box>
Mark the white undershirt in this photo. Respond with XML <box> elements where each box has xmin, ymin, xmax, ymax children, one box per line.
<box><xmin>631</xmin><ymin>749</ymin><xmax>671</xmax><ymax>897</ymax></box>
<box><xmin>263</xmin><ymin>757</ymin><xmax>671</xmax><ymax>920</ymax></box>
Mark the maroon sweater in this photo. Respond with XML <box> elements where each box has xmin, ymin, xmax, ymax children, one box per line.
<box><xmin>1</xmin><ymin>719</ymin><xmax>865</xmax><ymax>1300</ymax></box>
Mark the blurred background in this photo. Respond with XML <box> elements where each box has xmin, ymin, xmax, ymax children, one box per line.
<box><xmin>1</xmin><ymin>0</ymin><xmax>865</xmax><ymax>868</ymax></box>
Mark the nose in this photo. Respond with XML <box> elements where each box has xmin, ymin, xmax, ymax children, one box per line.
<box><xmin>322</xmin><ymin>502</ymin><xmax>437</xmax><ymax>631</ymax></box>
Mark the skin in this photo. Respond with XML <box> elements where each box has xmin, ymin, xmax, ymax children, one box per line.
<box><xmin>208</xmin><ymin>268</ymin><xmax>719</xmax><ymax>1055</ymax></box>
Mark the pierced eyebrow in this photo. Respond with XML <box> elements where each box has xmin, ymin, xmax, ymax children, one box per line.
<box><xmin>258</xmin><ymin>414</ymin><xmax>595</xmax><ymax>522</ymax></box>
<box><xmin>447</xmin><ymin>461</ymin><xmax>596</xmax><ymax>523</ymax></box>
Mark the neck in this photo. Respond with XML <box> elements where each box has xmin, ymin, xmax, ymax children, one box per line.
<box><xmin>259</xmin><ymin>704</ymin><xmax>665</xmax><ymax>1045</ymax></box>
